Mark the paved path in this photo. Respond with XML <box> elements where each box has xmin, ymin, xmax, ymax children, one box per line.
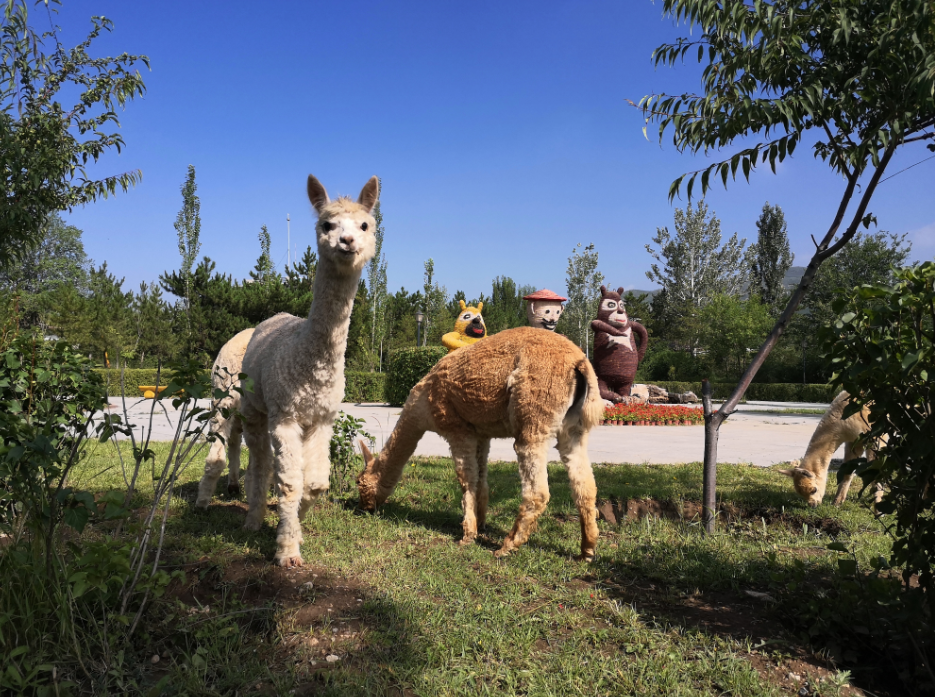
<box><xmin>104</xmin><ymin>397</ymin><xmax>835</xmax><ymax>467</ymax></box>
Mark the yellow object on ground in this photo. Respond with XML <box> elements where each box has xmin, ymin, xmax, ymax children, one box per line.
<box><xmin>139</xmin><ymin>385</ymin><xmax>169</xmax><ymax>399</ymax></box>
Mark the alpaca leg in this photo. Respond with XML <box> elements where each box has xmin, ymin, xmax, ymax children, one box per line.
<box><xmin>476</xmin><ymin>439</ymin><xmax>491</xmax><ymax>532</ymax></box>
<box><xmin>557</xmin><ymin>426</ymin><xmax>598</xmax><ymax>561</ymax></box>
<box><xmin>226</xmin><ymin>417</ymin><xmax>244</xmax><ymax>496</ymax></box>
<box><xmin>298</xmin><ymin>424</ymin><xmax>332</xmax><ymax>520</ymax></box>
<box><xmin>270</xmin><ymin>418</ymin><xmax>307</xmax><ymax>567</ymax></box>
<box><xmin>449</xmin><ymin>436</ymin><xmax>481</xmax><ymax>545</ymax></box>
<box><xmin>833</xmin><ymin>442</ymin><xmax>860</xmax><ymax>505</ymax></box>
<box><xmin>496</xmin><ymin>439</ymin><xmax>550</xmax><ymax>558</ymax></box>
<box><xmin>242</xmin><ymin>417</ymin><xmax>273</xmax><ymax>532</ymax></box>
<box><xmin>195</xmin><ymin>414</ymin><xmax>232</xmax><ymax>509</ymax></box>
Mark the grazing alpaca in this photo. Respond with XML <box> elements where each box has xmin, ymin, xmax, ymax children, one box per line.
<box><xmin>357</xmin><ymin>327</ymin><xmax>604</xmax><ymax>561</ymax></box>
<box><xmin>240</xmin><ymin>174</ymin><xmax>379</xmax><ymax>567</ymax></box>
<box><xmin>778</xmin><ymin>391</ymin><xmax>880</xmax><ymax>507</ymax></box>
<box><xmin>195</xmin><ymin>327</ymin><xmax>255</xmax><ymax>509</ymax></box>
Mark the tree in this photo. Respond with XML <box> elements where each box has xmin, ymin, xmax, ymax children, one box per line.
<box><xmin>820</xmin><ymin>263</ymin><xmax>935</xmax><ymax>620</ymax></box>
<box><xmin>638</xmin><ymin>0</ymin><xmax>935</xmax><ymax>532</ymax></box>
<box><xmin>131</xmin><ymin>282</ymin><xmax>176</xmax><ymax>367</ymax></box>
<box><xmin>366</xmin><ymin>189</ymin><xmax>388</xmax><ymax>370</ymax></box>
<box><xmin>421</xmin><ymin>258</ymin><xmax>448</xmax><ymax>346</ymax></box>
<box><xmin>1</xmin><ymin>0</ymin><xmax>148</xmax><ymax>266</ymax></box>
<box><xmin>646</xmin><ymin>200</ymin><xmax>749</xmax><ymax>310</ymax></box>
<box><xmin>750</xmin><ymin>203</ymin><xmax>793</xmax><ymax>311</ymax></box>
<box><xmin>698</xmin><ymin>295</ymin><xmax>773</xmax><ymax>380</ymax></box>
<box><xmin>561</xmin><ymin>243</ymin><xmax>604</xmax><ymax>358</ymax></box>
<box><xmin>174</xmin><ymin>165</ymin><xmax>201</xmax><ymax>341</ymax></box>
<box><xmin>0</xmin><ymin>213</ymin><xmax>89</xmax><ymax>329</ymax></box>
<box><xmin>483</xmin><ymin>277</ymin><xmax>534</xmax><ymax>335</ymax></box>
<box><xmin>250</xmin><ymin>225</ymin><xmax>274</xmax><ymax>282</ymax></box>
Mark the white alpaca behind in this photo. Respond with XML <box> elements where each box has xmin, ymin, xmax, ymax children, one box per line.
<box><xmin>778</xmin><ymin>390</ymin><xmax>881</xmax><ymax>507</ymax></box>
<box><xmin>239</xmin><ymin>174</ymin><xmax>379</xmax><ymax>566</ymax></box>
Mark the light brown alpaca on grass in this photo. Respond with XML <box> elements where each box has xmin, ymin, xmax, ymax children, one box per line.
<box><xmin>357</xmin><ymin>327</ymin><xmax>604</xmax><ymax>561</ymax></box>
<box><xmin>240</xmin><ymin>174</ymin><xmax>379</xmax><ymax>567</ymax></box>
<box><xmin>778</xmin><ymin>390</ymin><xmax>881</xmax><ymax>507</ymax></box>
<box><xmin>195</xmin><ymin>327</ymin><xmax>255</xmax><ymax>508</ymax></box>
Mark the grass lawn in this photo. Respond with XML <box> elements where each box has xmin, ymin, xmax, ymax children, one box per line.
<box><xmin>62</xmin><ymin>441</ymin><xmax>897</xmax><ymax>696</ymax></box>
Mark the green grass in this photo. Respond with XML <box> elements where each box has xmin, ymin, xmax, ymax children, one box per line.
<box><xmin>44</xmin><ymin>443</ymin><xmax>896</xmax><ymax>696</ymax></box>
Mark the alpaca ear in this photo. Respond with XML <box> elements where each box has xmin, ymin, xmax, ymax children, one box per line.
<box><xmin>357</xmin><ymin>176</ymin><xmax>380</xmax><ymax>213</ymax></box>
<box><xmin>459</xmin><ymin>299</ymin><xmax>466</xmax><ymax>311</ymax></box>
<box><xmin>792</xmin><ymin>467</ymin><xmax>815</xmax><ymax>479</ymax></box>
<box><xmin>358</xmin><ymin>439</ymin><xmax>374</xmax><ymax>468</ymax></box>
<box><xmin>307</xmin><ymin>175</ymin><xmax>330</xmax><ymax>214</ymax></box>
<box><xmin>776</xmin><ymin>469</ymin><xmax>794</xmax><ymax>478</ymax></box>
<box><xmin>477</xmin><ymin>301</ymin><xmax>483</xmax><ymax>313</ymax></box>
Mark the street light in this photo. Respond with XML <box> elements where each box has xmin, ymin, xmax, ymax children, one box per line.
<box><xmin>415</xmin><ymin>310</ymin><xmax>425</xmax><ymax>347</ymax></box>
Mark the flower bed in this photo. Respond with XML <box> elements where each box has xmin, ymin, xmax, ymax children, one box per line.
<box><xmin>602</xmin><ymin>403</ymin><xmax>703</xmax><ymax>426</ymax></box>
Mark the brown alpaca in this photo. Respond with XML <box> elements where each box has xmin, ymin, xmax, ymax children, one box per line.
<box><xmin>357</xmin><ymin>327</ymin><xmax>604</xmax><ymax>561</ymax></box>
<box><xmin>778</xmin><ymin>391</ymin><xmax>881</xmax><ymax>507</ymax></box>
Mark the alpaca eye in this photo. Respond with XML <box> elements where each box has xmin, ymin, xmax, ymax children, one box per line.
<box><xmin>545</xmin><ymin>310</ymin><xmax>551</xmax><ymax>314</ymax></box>
<box><xmin>321</xmin><ymin>222</ymin><xmax>333</xmax><ymax>232</ymax></box>
<box><xmin>361</xmin><ymin>222</ymin><xmax>368</xmax><ymax>231</ymax></box>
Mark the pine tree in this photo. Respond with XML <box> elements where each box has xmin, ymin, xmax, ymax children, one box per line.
<box><xmin>174</xmin><ymin>165</ymin><xmax>202</xmax><ymax>344</ymax></box>
<box><xmin>366</xmin><ymin>188</ymin><xmax>388</xmax><ymax>370</ymax></box>
<box><xmin>750</xmin><ymin>202</ymin><xmax>793</xmax><ymax>310</ymax></box>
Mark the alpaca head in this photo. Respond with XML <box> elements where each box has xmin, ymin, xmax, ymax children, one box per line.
<box><xmin>597</xmin><ymin>286</ymin><xmax>629</xmax><ymax>329</ymax></box>
<box><xmin>777</xmin><ymin>461</ymin><xmax>825</xmax><ymax>507</ymax></box>
<box><xmin>454</xmin><ymin>300</ymin><xmax>486</xmax><ymax>340</ymax></box>
<box><xmin>307</xmin><ymin>174</ymin><xmax>379</xmax><ymax>274</ymax></box>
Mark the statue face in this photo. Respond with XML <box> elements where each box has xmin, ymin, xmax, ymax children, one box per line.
<box><xmin>527</xmin><ymin>300</ymin><xmax>564</xmax><ymax>331</ymax></box>
<box><xmin>597</xmin><ymin>286</ymin><xmax>629</xmax><ymax>329</ymax></box>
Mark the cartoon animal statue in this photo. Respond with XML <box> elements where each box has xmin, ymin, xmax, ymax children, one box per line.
<box><xmin>590</xmin><ymin>286</ymin><xmax>648</xmax><ymax>402</ymax></box>
<box><xmin>523</xmin><ymin>289</ymin><xmax>567</xmax><ymax>331</ymax></box>
<box><xmin>442</xmin><ymin>300</ymin><xmax>487</xmax><ymax>353</ymax></box>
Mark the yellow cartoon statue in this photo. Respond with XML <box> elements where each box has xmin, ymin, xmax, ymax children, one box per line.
<box><xmin>442</xmin><ymin>300</ymin><xmax>487</xmax><ymax>353</ymax></box>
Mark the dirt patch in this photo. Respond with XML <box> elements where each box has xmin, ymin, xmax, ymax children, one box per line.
<box><xmin>746</xmin><ymin>652</ymin><xmax>865</xmax><ymax>696</ymax></box>
<box><xmin>596</xmin><ymin>496</ymin><xmax>848</xmax><ymax>536</ymax></box>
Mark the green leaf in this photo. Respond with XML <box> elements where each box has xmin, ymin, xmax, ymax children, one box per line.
<box><xmin>827</xmin><ymin>542</ymin><xmax>849</xmax><ymax>552</ymax></box>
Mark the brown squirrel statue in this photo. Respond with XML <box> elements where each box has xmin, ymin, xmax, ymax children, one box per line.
<box><xmin>590</xmin><ymin>286</ymin><xmax>648</xmax><ymax>403</ymax></box>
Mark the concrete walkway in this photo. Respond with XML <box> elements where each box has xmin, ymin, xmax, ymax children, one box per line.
<box><xmin>104</xmin><ymin>397</ymin><xmax>835</xmax><ymax>467</ymax></box>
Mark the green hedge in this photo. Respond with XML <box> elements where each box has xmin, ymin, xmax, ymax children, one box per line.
<box><xmin>385</xmin><ymin>347</ymin><xmax>448</xmax><ymax>406</ymax></box>
<box><xmin>344</xmin><ymin>372</ymin><xmax>386</xmax><ymax>403</ymax></box>
<box><xmin>95</xmin><ymin>368</ymin><xmax>387</xmax><ymax>403</ymax></box>
<box><xmin>647</xmin><ymin>381</ymin><xmax>838</xmax><ymax>403</ymax></box>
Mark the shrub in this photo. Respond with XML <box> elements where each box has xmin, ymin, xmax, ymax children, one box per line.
<box><xmin>345</xmin><ymin>371</ymin><xmax>386</xmax><ymax>403</ymax></box>
<box><xmin>385</xmin><ymin>347</ymin><xmax>448</xmax><ymax>406</ymax></box>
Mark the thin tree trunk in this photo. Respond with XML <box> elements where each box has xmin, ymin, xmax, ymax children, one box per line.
<box><xmin>700</xmin><ymin>145</ymin><xmax>895</xmax><ymax>534</ymax></box>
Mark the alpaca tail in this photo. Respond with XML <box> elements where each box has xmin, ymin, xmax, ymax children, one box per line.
<box><xmin>567</xmin><ymin>356</ymin><xmax>604</xmax><ymax>432</ymax></box>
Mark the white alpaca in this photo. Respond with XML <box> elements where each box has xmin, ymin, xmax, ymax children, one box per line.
<box><xmin>240</xmin><ymin>174</ymin><xmax>378</xmax><ymax>566</ymax></box>
<box><xmin>195</xmin><ymin>327</ymin><xmax>255</xmax><ymax>508</ymax></box>
<box><xmin>778</xmin><ymin>391</ymin><xmax>880</xmax><ymax>507</ymax></box>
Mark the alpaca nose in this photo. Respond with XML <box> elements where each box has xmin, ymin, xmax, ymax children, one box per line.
<box><xmin>340</xmin><ymin>234</ymin><xmax>356</xmax><ymax>247</ymax></box>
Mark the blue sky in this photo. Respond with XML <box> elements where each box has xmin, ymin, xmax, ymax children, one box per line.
<box><xmin>55</xmin><ymin>0</ymin><xmax>935</xmax><ymax>301</ymax></box>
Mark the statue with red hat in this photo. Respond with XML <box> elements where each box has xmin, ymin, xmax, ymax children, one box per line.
<box><xmin>523</xmin><ymin>289</ymin><xmax>567</xmax><ymax>332</ymax></box>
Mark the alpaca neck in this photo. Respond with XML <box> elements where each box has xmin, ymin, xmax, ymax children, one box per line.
<box><xmin>371</xmin><ymin>391</ymin><xmax>430</xmax><ymax>503</ymax></box>
<box><xmin>801</xmin><ymin>422</ymin><xmax>842</xmax><ymax>477</ymax></box>
<box><xmin>298</xmin><ymin>256</ymin><xmax>361</xmax><ymax>363</ymax></box>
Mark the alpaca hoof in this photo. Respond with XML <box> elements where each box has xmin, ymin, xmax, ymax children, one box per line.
<box><xmin>243</xmin><ymin>519</ymin><xmax>262</xmax><ymax>532</ymax></box>
<box><xmin>493</xmin><ymin>547</ymin><xmax>512</xmax><ymax>558</ymax></box>
<box><xmin>575</xmin><ymin>551</ymin><xmax>596</xmax><ymax>563</ymax></box>
<box><xmin>194</xmin><ymin>499</ymin><xmax>210</xmax><ymax>510</ymax></box>
<box><xmin>458</xmin><ymin>537</ymin><xmax>476</xmax><ymax>547</ymax></box>
<box><xmin>277</xmin><ymin>556</ymin><xmax>304</xmax><ymax>568</ymax></box>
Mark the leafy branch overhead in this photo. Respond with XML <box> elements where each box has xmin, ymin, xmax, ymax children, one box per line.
<box><xmin>1</xmin><ymin>0</ymin><xmax>149</xmax><ymax>265</ymax></box>
<box><xmin>637</xmin><ymin>0</ymin><xmax>935</xmax><ymax>202</ymax></box>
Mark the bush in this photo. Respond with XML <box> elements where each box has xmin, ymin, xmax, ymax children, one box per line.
<box><xmin>385</xmin><ymin>347</ymin><xmax>448</xmax><ymax>406</ymax></box>
<box><xmin>344</xmin><ymin>371</ymin><xmax>386</xmax><ymax>403</ymax></box>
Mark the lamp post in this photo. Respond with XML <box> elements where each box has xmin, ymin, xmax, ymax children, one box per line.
<box><xmin>415</xmin><ymin>310</ymin><xmax>425</xmax><ymax>347</ymax></box>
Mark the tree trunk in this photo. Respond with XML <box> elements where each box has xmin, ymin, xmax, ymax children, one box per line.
<box><xmin>700</xmin><ymin>145</ymin><xmax>895</xmax><ymax>534</ymax></box>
